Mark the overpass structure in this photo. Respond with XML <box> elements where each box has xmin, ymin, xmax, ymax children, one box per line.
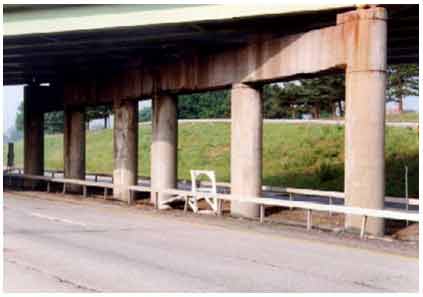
<box><xmin>3</xmin><ymin>4</ymin><xmax>418</xmax><ymax>236</ymax></box>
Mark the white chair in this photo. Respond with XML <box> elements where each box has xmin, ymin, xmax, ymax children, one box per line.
<box><xmin>188</xmin><ymin>170</ymin><xmax>219</xmax><ymax>214</ymax></box>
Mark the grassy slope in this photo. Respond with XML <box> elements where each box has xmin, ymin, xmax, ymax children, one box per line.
<box><xmin>4</xmin><ymin>122</ymin><xmax>419</xmax><ymax>197</ymax></box>
<box><xmin>386</xmin><ymin>112</ymin><xmax>419</xmax><ymax>123</ymax></box>
<box><xmin>330</xmin><ymin>112</ymin><xmax>418</xmax><ymax>122</ymax></box>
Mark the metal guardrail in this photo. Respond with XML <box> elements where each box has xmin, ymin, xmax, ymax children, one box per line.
<box><xmin>4</xmin><ymin>172</ymin><xmax>419</xmax><ymax>239</ymax></box>
<box><xmin>156</xmin><ymin>187</ymin><xmax>419</xmax><ymax>238</ymax></box>
<box><xmin>4</xmin><ymin>173</ymin><xmax>113</xmax><ymax>199</ymax></box>
<box><xmin>6</xmin><ymin>168</ymin><xmax>419</xmax><ymax>208</ymax></box>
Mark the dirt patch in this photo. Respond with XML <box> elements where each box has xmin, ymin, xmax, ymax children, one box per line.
<box><xmin>392</xmin><ymin>223</ymin><xmax>419</xmax><ymax>241</ymax></box>
<box><xmin>265</xmin><ymin>206</ymin><xmax>345</xmax><ymax>230</ymax></box>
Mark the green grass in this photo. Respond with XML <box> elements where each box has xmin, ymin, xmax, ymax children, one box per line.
<box><xmin>4</xmin><ymin>122</ymin><xmax>419</xmax><ymax>197</ymax></box>
<box><xmin>327</xmin><ymin>112</ymin><xmax>418</xmax><ymax>122</ymax></box>
<box><xmin>386</xmin><ymin>112</ymin><xmax>419</xmax><ymax>123</ymax></box>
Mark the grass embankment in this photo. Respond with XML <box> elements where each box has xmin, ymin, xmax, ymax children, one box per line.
<box><xmin>330</xmin><ymin>112</ymin><xmax>418</xmax><ymax>122</ymax></box>
<box><xmin>4</xmin><ymin>122</ymin><xmax>419</xmax><ymax>197</ymax></box>
<box><xmin>386</xmin><ymin>112</ymin><xmax>419</xmax><ymax>123</ymax></box>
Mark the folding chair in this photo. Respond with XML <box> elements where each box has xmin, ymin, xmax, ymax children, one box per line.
<box><xmin>188</xmin><ymin>170</ymin><xmax>219</xmax><ymax>214</ymax></box>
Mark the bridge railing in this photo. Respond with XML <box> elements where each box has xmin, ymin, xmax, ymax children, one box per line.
<box><xmin>3</xmin><ymin>172</ymin><xmax>418</xmax><ymax>239</ymax></box>
<box><xmin>5</xmin><ymin>168</ymin><xmax>419</xmax><ymax>209</ymax></box>
<box><xmin>157</xmin><ymin>187</ymin><xmax>418</xmax><ymax>239</ymax></box>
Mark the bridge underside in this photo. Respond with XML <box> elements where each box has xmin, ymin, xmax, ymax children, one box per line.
<box><xmin>3</xmin><ymin>4</ymin><xmax>418</xmax><ymax>236</ymax></box>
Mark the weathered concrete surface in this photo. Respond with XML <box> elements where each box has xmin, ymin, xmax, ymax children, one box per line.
<box><xmin>4</xmin><ymin>260</ymin><xmax>90</xmax><ymax>292</ymax></box>
<box><xmin>151</xmin><ymin>94</ymin><xmax>178</xmax><ymax>206</ymax></box>
<box><xmin>23</xmin><ymin>86</ymin><xmax>44</xmax><ymax>186</ymax></box>
<box><xmin>230</xmin><ymin>83</ymin><xmax>262</xmax><ymax>218</ymax></box>
<box><xmin>62</xmin><ymin>23</ymin><xmax>346</xmax><ymax>106</ymax></box>
<box><xmin>342</xmin><ymin>7</ymin><xmax>387</xmax><ymax>236</ymax></box>
<box><xmin>113</xmin><ymin>99</ymin><xmax>138</xmax><ymax>202</ymax></box>
<box><xmin>64</xmin><ymin>108</ymin><xmax>86</xmax><ymax>193</ymax></box>
<box><xmin>3</xmin><ymin>192</ymin><xmax>418</xmax><ymax>292</ymax></box>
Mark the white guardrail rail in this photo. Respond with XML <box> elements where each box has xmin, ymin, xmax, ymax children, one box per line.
<box><xmin>5</xmin><ymin>169</ymin><xmax>419</xmax><ymax>208</ymax></box>
<box><xmin>4</xmin><ymin>172</ymin><xmax>419</xmax><ymax>239</ymax></box>
<box><xmin>156</xmin><ymin>187</ymin><xmax>419</xmax><ymax>238</ymax></box>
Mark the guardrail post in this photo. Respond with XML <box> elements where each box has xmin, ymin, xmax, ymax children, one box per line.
<box><xmin>184</xmin><ymin>195</ymin><xmax>189</xmax><ymax>213</ymax></box>
<box><xmin>47</xmin><ymin>181</ymin><xmax>51</xmax><ymax>193</ymax></box>
<box><xmin>83</xmin><ymin>185</ymin><xmax>87</xmax><ymax>198</ymax></box>
<box><xmin>360</xmin><ymin>216</ymin><xmax>367</xmax><ymax>239</ymax></box>
<box><xmin>104</xmin><ymin>188</ymin><xmax>108</xmax><ymax>200</ymax></box>
<box><xmin>259</xmin><ymin>204</ymin><xmax>265</xmax><ymax>223</ymax></box>
<box><xmin>217</xmin><ymin>199</ymin><xmax>223</xmax><ymax>216</ymax></box>
<box><xmin>155</xmin><ymin>191</ymin><xmax>159</xmax><ymax>210</ymax></box>
<box><xmin>62</xmin><ymin>183</ymin><xmax>66</xmax><ymax>194</ymax></box>
<box><xmin>128</xmin><ymin>190</ymin><xmax>134</xmax><ymax>205</ymax></box>
<box><xmin>289</xmin><ymin>193</ymin><xmax>293</xmax><ymax>210</ymax></box>
<box><xmin>405</xmin><ymin>166</ymin><xmax>409</xmax><ymax>226</ymax></box>
<box><xmin>306</xmin><ymin>209</ymin><xmax>312</xmax><ymax>231</ymax></box>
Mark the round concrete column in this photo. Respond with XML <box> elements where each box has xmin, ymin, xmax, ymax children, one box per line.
<box><xmin>64</xmin><ymin>107</ymin><xmax>86</xmax><ymax>193</ymax></box>
<box><xmin>23</xmin><ymin>86</ymin><xmax>44</xmax><ymax>177</ymax></box>
<box><xmin>113</xmin><ymin>99</ymin><xmax>138</xmax><ymax>202</ymax></box>
<box><xmin>151</xmin><ymin>94</ymin><xmax>178</xmax><ymax>207</ymax></box>
<box><xmin>341</xmin><ymin>8</ymin><xmax>387</xmax><ymax>236</ymax></box>
<box><xmin>230</xmin><ymin>83</ymin><xmax>262</xmax><ymax>218</ymax></box>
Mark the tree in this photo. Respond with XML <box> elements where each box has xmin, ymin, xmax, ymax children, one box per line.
<box><xmin>44</xmin><ymin>111</ymin><xmax>64</xmax><ymax>134</ymax></box>
<box><xmin>15</xmin><ymin>102</ymin><xmax>64</xmax><ymax>134</ymax></box>
<box><xmin>15</xmin><ymin>101</ymin><xmax>24</xmax><ymax>133</ymax></box>
<box><xmin>178</xmin><ymin>90</ymin><xmax>230</xmax><ymax>119</ymax></box>
<box><xmin>298</xmin><ymin>74</ymin><xmax>345</xmax><ymax>118</ymax></box>
<box><xmin>263</xmin><ymin>83</ymin><xmax>304</xmax><ymax>118</ymax></box>
<box><xmin>16</xmin><ymin>103</ymin><xmax>113</xmax><ymax>133</ymax></box>
<box><xmin>6</xmin><ymin>126</ymin><xmax>23</xmax><ymax>142</ymax></box>
<box><xmin>263</xmin><ymin>75</ymin><xmax>345</xmax><ymax>119</ymax></box>
<box><xmin>86</xmin><ymin>105</ymin><xmax>113</xmax><ymax>129</ymax></box>
<box><xmin>387</xmin><ymin>64</ymin><xmax>419</xmax><ymax>112</ymax></box>
<box><xmin>139</xmin><ymin>107</ymin><xmax>151</xmax><ymax>122</ymax></box>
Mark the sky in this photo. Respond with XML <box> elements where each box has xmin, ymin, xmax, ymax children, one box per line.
<box><xmin>2</xmin><ymin>85</ymin><xmax>419</xmax><ymax>132</ymax></box>
<box><xmin>3</xmin><ymin>86</ymin><xmax>24</xmax><ymax>132</ymax></box>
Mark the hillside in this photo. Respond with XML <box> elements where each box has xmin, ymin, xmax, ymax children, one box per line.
<box><xmin>386</xmin><ymin>112</ymin><xmax>419</xmax><ymax>122</ymax></box>
<box><xmin>4</xmin><ymin>122</ymin><xmax>419</xmax><ymax>197</ymax></box>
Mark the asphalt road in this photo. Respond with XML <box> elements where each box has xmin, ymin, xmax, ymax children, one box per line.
<box><xmin>3</xmin><ymin>192</ymin><xmax>419</xmax><ymax>292</ymax></box>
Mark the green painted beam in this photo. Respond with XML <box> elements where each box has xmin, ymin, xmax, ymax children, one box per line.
<box><xmin>4</xmin><ymin>4</ymin><xmax>352</xmax><ymax>37</ymax></box>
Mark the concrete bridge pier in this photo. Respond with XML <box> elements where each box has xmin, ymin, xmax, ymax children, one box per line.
<box><xmin>151</xmin><ymin>94</ymin><xmax>178</xmax><ymax>207</ymax></box>
<box><xmin>64</xmin><ymin>107</ymin><xmax>86</xmax><ymax>193</ymax></box>
<box><xmin>230</xmin><ymin>83</ymin><xmax>263</xmax><ymax>218</ymax></box>
<box><xmin>113</xmin><ymin>99</ymin><xmax>138</xmax><ymax>202</ymax></box>
<box><xmin>23</xmin><ymin>86</ymin><xmax>44</xmax><ymax>187</ymax></box>
<box><xmin>341</xmin><ymin>8</ymin><xmax>388</xmax><ymax>236</ymax></box>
